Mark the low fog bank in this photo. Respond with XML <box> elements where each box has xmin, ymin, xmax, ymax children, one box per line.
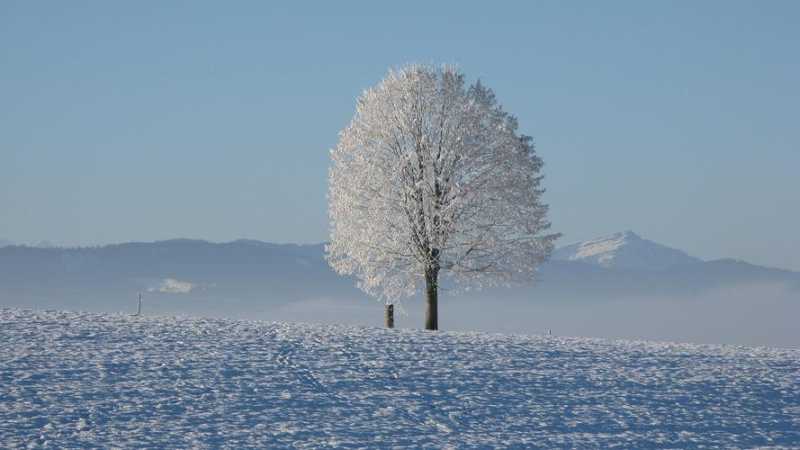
<box><xmin>451</xmin><ymin>283</ymin><xmax>799</xmax><ymax>348</ymax></box>
<box><xmin>3</xmin><ymin>282</ymin><xmax>797</xmax><ymax>348</ymax></box>
<box><xmin>260</xmin><ymin>282</ymin><xmax>799</xmax><ymax>348</ymax></box>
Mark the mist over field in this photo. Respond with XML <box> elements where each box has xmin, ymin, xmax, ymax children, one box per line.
<box><xmin>227</xmin><ymin>282</ymin><xmax>797</xmax><ymax>348</ymax></box>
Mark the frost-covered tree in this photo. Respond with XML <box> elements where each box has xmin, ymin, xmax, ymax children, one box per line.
<box><xmin>327</xmin><ymin>65</ymin><xmax>558</xmax><ymax>330</ymax></box>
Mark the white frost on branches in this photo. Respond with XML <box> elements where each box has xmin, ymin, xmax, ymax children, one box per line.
<box><xmin>327</xmin><ymin>65</ymin><xmax>559</xmax><ymax>303</ymax></box>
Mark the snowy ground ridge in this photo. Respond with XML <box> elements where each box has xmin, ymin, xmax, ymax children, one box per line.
<box><xmin>1</xmin><ymin>308</ymin><xmax>799</xmax><ymax>448</ymax></box>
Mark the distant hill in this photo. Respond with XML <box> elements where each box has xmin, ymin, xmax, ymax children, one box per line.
<box><xmin>1</xmin><ymin>233</ymin><xmax>798</xmax><ymax>346</ymax></box>
<box><xmin>0</xmin><ymin>239</ymin><xmax>357</xmax><ymax>315</ymax></box>
<box><xmin>1</xmin><ymin>233</ymin><xmax>797</xmax><ymax>309</ymax></box>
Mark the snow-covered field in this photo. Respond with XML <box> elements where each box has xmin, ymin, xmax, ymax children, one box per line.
<box><xmin>1</xmin><ymin>308</ymin><xmax>798</xmax><ymax>449</ymax></box>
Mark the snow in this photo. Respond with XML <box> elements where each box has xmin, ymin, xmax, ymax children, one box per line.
<box><xmin>553</xmin><ymin>231</ymin><xmax>702</xmax><ymax>271</ymax></box>
<box><xmin>149</xmin><ymin>278</ymin><xmax>195</xmax><ymax>294</ymax></box>
<box><xmin>555</xmin><ymin>231</ymin><xmax>639</xmax><ymax>266</ymax></box>
<box><xmin>1</xmin><ymin>308</ymin><xmax>799</xmax><ymax>448</ymax></box>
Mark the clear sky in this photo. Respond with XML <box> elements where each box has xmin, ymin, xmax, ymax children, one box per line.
<box><xmin>1</xmin><ymin>1</ymin><xmax>798</xmax><ymax>270</ymax></box>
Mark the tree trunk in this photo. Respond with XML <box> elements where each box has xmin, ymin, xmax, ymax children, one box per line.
<box><xmin>424</xmin><ymin>267</ymin><xmax>439</xmax><ymax>330</ymax></box>
<box><xmin>385</xmin><ymin>304</ymin><xmax>394</xmax><ymax>328</ymax></box>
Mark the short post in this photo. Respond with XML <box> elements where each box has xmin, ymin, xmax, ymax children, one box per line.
<box><xmin>385</xmin><ymin>304</ymin><xmax>394</xmax><ymax>329</ymax></box>
<box><xmin>135</xmin><ymin>292</ymin><xmax>142</xmax><ymax>316</ymax></box>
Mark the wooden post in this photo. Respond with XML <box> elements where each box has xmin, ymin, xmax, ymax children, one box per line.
<box><xmin>385</xmin><ymin>304</ymin><xmax>394</xmax><ymax>328</ymax></box>
<box><xmin>136</xmin><ymin>292</ymin><xmax>142</xmax><ymax>316</ymax></box>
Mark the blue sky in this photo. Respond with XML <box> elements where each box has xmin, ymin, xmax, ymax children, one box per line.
<box><xmin>1</xmin><ymin>1</ymin><xmax>798</xmax><ymax>270</ymax></box>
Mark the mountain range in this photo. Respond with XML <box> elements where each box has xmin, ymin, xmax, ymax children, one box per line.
<box><xmin>1</xmin><ymin>232</ymin><xmax>797</xmax><ymax>346</ymax></box>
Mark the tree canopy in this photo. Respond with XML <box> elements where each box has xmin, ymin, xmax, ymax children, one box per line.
<box><xmin>327</xmin><ymin>65</ymin><xmax>558</xmax><ymax>329</ymax></box>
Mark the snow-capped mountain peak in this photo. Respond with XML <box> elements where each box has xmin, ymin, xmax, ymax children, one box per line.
<box><xmin>552</xmin><ymin>231</ymin><xmax>701</xmax><ymax>271</ymax></box>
